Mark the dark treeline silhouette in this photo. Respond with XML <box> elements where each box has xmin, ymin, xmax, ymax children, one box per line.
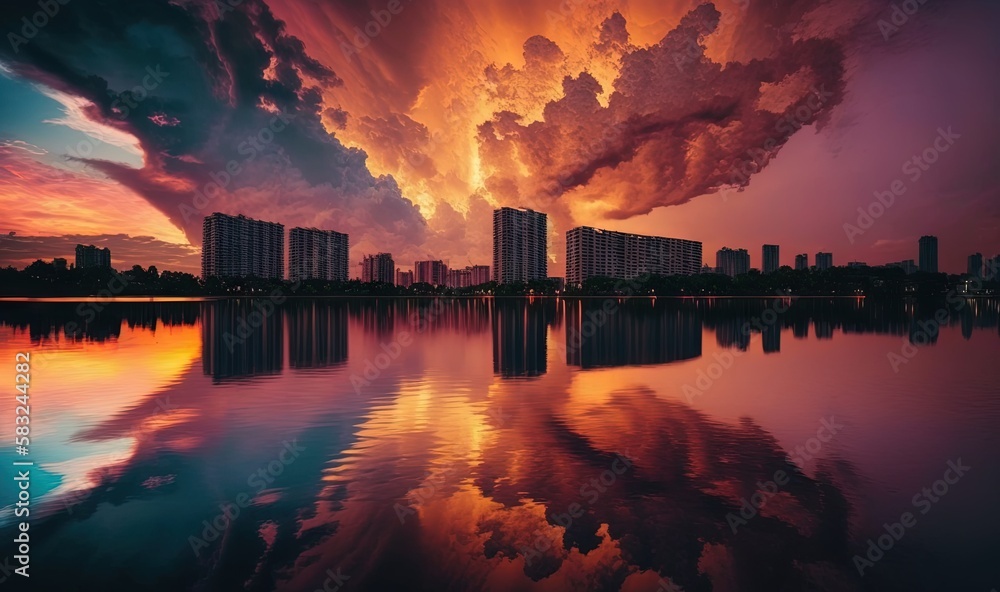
<box><xmin>8</xmin><ymin>260</ymin><xmax>997</xmax><ymax>297</ymax></box>
<box><xmin>571</xmin><ymin>266</ymin><xmax>998</xmax><ymax>297</ymax></box>
<box><xmin>0</xmin><ymin>301</ymin><xmax>200</xmax><ymax>343</ymax></box>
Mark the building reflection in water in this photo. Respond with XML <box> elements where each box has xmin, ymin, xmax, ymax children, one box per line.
<box><xmin>350</xmin><ymin>298</ymin><xmax>398</xmax><ymax>337</ymax></box>
<box><xmin>4</xmin><ymin>297</ymin><xmax>1000</xmax><ymax>591</ymax></box>
<box><xmin>564</xmin><ymin>299</ymin><xmax>702</xmax><ymax>368</ymax></box>
<box><xmin>201</xmin><ymin>300</ymin><xmax>283</xmax><ymax>381</ymax></box>
<box><xmin>492</xmin><ymin>298</ymin><xmax>553</xmax><ymax>377</ymax></box>
<box><xmin>761</xmin><ymin>321</ymin><xmax>781</xmax><ymax>353</ymax></box>
<box><xmin>0</xmin><ymin>302</ymin><xmax>200</xmax><ymax>343</ymax></box>
<box><xmin>288</xmin><ymin>301</ymin><xmax>348</xmax><ymax>370</ymax></box>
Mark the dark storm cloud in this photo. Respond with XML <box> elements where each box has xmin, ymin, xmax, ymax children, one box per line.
<box><xmin>0</xmin><ymin>0</ymin><xmax>427</xmax><ymax>252</ymax></box>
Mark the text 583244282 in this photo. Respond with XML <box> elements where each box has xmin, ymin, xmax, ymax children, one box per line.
<box><xmin>12</xmin><ymin>352</ymin><xmax>32</xmax><ymax>579</ymax></box>
<box><xmin>14</xmin><ymin>353</ymin><xmax>30</xmax><ymax>456</ymax></box>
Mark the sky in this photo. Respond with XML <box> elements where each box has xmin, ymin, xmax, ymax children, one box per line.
<box><xmin>0</xmin><ymin>0</ymin><xmax>997</xmax><ymax>276</ymax></box>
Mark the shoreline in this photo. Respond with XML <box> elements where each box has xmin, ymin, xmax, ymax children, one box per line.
<box><xmin>1</xmin><ymin>294</ymin><xmax>996</xmax><ymax>303</ymax></box>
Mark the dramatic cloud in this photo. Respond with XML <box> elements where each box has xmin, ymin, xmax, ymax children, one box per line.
<box><xmin>2</xmin><ymin>0</ymin><xmax>998</xmax><ymax>274</ymax></box>
<box><xmin>0</xmin><ymin>0</ymin><xmax>429</xmax><ymax>268</ymax></box>
<box><xmin>0</xmin><ymin>145</ymin><xmax>190</xmax><ymax>247</ymax></box>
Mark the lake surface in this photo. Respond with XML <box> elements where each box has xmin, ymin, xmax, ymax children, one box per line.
<box><xmin>0</xmin><ymin>297</ymin><xmax>998</xmax><ymax>592</ymax></box>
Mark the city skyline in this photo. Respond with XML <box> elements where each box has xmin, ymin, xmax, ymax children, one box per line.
<box><xmin>1</xmin><ymin>1</ymin><xmax>999</xmax><ymax>276</ymax></box>
<box><xmin>16</xmin><ymin>211</ymin><xmax>999</xmax><ymax>282</ymax></box>
<box><xmin>2</xmin><ymin>3</ymin><xmax>999</xmax><ymax>591</ymax></box>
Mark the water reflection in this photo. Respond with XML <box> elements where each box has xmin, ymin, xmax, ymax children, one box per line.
<box><xmin>202</xmin><ymin>300</ymin><xmax>284</xmax><ymax>381</ymax></box>
<box><xmin>0</xmin><ymin>297</ymin><xmax>998</xmax><ymax>592</ymax></box>
<box><xmin>288</xmin><ymin>301</ymin><xmax>349</xmax><ymax>370</ymax></box>
<box><xmin>564</xmin><ymin>299</ymin><xmax>702</xmax><ymax>367</ymax></box>
<box><xmin>492</xmin><ymin>299</ymin><xmax>554</xmax><ymax>377</ymax></box>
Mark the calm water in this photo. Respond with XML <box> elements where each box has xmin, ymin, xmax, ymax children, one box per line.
<box><xmin>0</xmin><ymin>297</ymin><xmax>998</xmax><ymax>592</ymax></box>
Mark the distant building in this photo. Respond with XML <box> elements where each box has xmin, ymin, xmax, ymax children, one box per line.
<box><xmin>75</xmin><ymin>244</ymin><xmax>111</xmax><ymax>270</ymax></box>
<box><xmin>361</xmin><ymin>253</ymin><xmax>394</xmax><ymax>284</ymax></box>
<box><xmin>886</xmin><ymin>259</ymin><xmax>918</xmax><ymax>274</ymax></box>
<box><xmin>847</xmin><ymin>261</ymin><xmax>868</xmax><ymax>269</ymax></box>
<box><xmin>446</xmin><ymin>265</ymin><xmax>491</xmax><ymax>288</ymax></box>
<box><xmin>795</xmin><ymin>253</ymin><xmax>809</xmax><ymax>271</ymax></box>
<box><xmin>968</xmin><ymin>253</ymin><xmax>983</xmax><ymax>278</ymax></box>
<box><xmin>716</xmin><ymin>247</ymin><xmax>750</xmax><ymax>277</ymax></box>
<box><xmin>396</xmin><ymin>269</ymin><xmax>414</xmax><ymax>288</ymax></box>
<box><xmin>566</xmin><ymin>226</ymin><xmax>702</xmax><ymax>285</ymax></box>
<box><xmin>919</xmin><ymin>235</ymin><xmax>938</xmax><ymax>273</ymax></box>
<box><xmin>493</xmin><ymin>207</ymin><xmax>547</xmax><ymax>284</ymax></box>
<box><xmin>446</xmin><ymin>267</ymin><xmax>471</xmax><ymax>288</ymax></box>
<box><xmin>52</xmin><ymin>258</ymin><xmax>67</xmax><ymax>271</ymax></box>
<box><xmin>987</xmin><ymin>255</ymin><xmax>1000</xmax><ymax>279</ymax></box>
<box><xmin>700</xmin><ymin>264</ymin><xmax>717</xmax><ymax>274</ymax></box>
<box><xmin>414</xmin><ymin>260</ymin><xmax>449</xmax><ymax>286</ymax></box>
<box><xmin>289</xmin><ymin>227</ymin><xmax>349</xmax><ymax>282</ymax></box>
<box><xmin>471</xmin><ymin>265</ymin><xmax>491</xmax><ymax>285</ymax></box>
<box><xmin>816</xmin><ymin>252</ymin><xmax>833</xmax><ymax>270</ymax></box>
<box><xmin>202</xmin><ymin>213</ymin><xmax>284</xmax><ymax>279</ymax></box>
<box><xmin>762</xmin><ymin>244</ymin><xmax>780</xmax><ymax>274</ymax></box>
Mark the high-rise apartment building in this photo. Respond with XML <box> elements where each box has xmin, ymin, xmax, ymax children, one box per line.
<box><xmin>795</xmin><ymin>253</ymin><xmax>809</xmax><ymax>270</ymax></box>
<box><xmin>919</xmin><ymin>235</ymin><xmax>938</xmax><ymax>273</ymax></box>
<box><xmin>414</xmin><ymin>260</ymin><xmax>449</xmax><ymax>286</ymax></box>
<box><xmin>716</xmin><ymin>247</ymin><xmax>750</xmax><ymax>277</ymax></box>
<box><xmin>471</xmin><ymin>265</ymin><xmax>490</xmax><ymax>285</ymax></box>
<box><xmin>361</xmin><ymin>253</ymin><xmax>394</xmax><ymax>284</ymax></box>
<box><xmin>762</xmin><ymin>244</ymin><xmax>780</xmax><ymax>274</ymax></box>
<box><xmin>446</xmin><ymin>267</ymin><xmax>472</xmax><ymax>288</ymax></box>
<box><xmin>493</xmin><ymin>208</ymin><xmax>547</xmax><ymax>284</ymax></box>
<box><xmin>445</xmin><ymin>265</ymin><xmax>491</xmax><ymax>288</ymax></box>
<box><xmin>396</xmin><ymin>269</ymin><xmax>414</xmax><ymax>288</ymax></box>
<box><xmin>967</xmin><ymin>253</ymin><xmax>983</xmax><ymax>278</ymax></box>
<box><xmin>816</xmin><ymin>252</ymin><xmax>833</xmax><ymax>270</ymax></box>
<box><xmin>566</xmin><ymin>226</ymin><xmax>702</xmax><ymax>285</ymax></box>
<box><xmin>886</xmin><ymin>259</ymin><xmax>918</xmax><ymax>274</ymax></box>
<box><xmin>288</xmin><ymin>227</ymin><xmax>349</xmax><ymax>282</ymax></box>
<box><xmin>75</xmin><ymin>244</ymin><xmax>111</xmax><ymax>269</ymax></box>
<box><xmin>201</xmin><ymin>213</ymin><xmax>284</xmax><ymax>279</ymax></box>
